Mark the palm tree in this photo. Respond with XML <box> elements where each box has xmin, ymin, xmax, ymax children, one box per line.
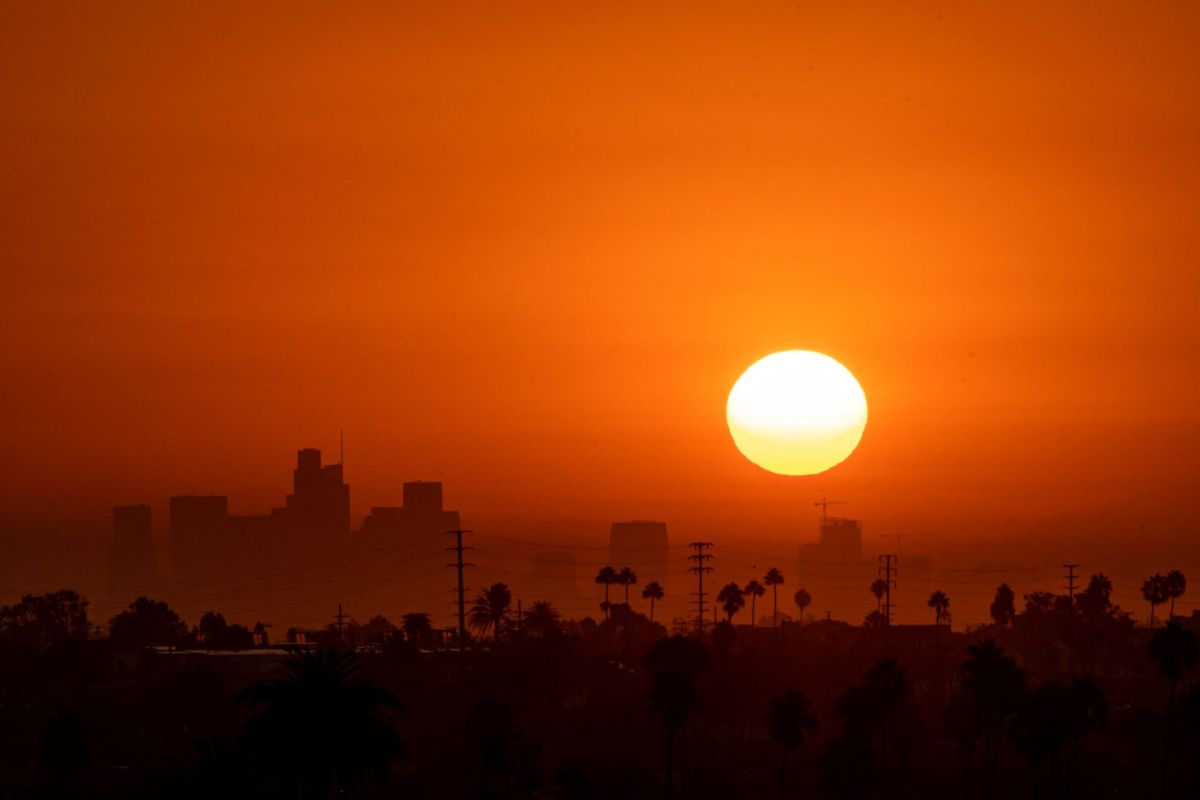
<box><xmin>617</xmin><ymin>566</ymin><xmax>638</xmax><ymax>605</ymax></box>
<box><xmin>469</xmin><ymin>582</ymin><xmax>512</xmax><ymax>640</ymax></box>
<box><xmin>1143</xmin><ymin>573</ymin><xmax>1169</xmax><ymax>627</ymax></box>
<box><xmin>961</xmin><ymin>639</ymin><xmax>1025</xmax><ymax>800</ymax></box>
<box><xmin>1062</xmin><ymin>676</ymin><xmax>1106</xmax><ymax>796</ymax></box>
<box><xmin>524</xmin><ymin>600</ymin><xmax>562</xmax><ymax>639</ymax></box>
<box><xmin>642</xmin><ymin>581</ymin><xmax>665</xmax><ymax>624</ymax></box>
<box><xmin>1164</xmin><ymin>570</ymin><xmax>1187</xmax><ymax>619</ymax></box>
<box><xmin>1148</xmin><ymin>620</ymin><xmax>1198</xmax><ymax>800</ymax></box>
<box><xmin>645</xmin><ymin>636</ymin><xmax>710</xmax><ymax>800</ymax></box>
<box><xmin>744</xmin><ymin>580</ymin><xmax>765</xmax><ymax>628</ymax></box>
<box><xmin>236</xmin><ymin>649</ymin><xmax>403</xmax><ymax>798</ymax></box>
<box><xmin>767</xmin><ymin>690</ymin><xmax>818</xmax><ymax>800</ymax></box>
<box><xmin>764</xmin><ymin>567</ymin><xmax>785</xmax><ymax>628</ymax></box>
<box><xmin>595</xmin><ymin>566</ymin><xmax>617</xmax><ymax>619</ymax></box>
<box><xmin>928</xmin><ymin>590</ymin><xmax>950</xmax><ymax>628</ymax></box>
<box><xmin>793</xmin><ymin>588</ymin><xmax>811</xmax><ymax>623</ymax></box>
<box><xmin>717</xmin><ymin>582</ymin><xmax>746</xmax><ymax>623</ymax></box>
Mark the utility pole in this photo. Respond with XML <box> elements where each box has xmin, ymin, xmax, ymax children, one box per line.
<box><xmin>687</xmin><ymin>541</ymin><xmax>714</xmax><ymax>635</ymax></box>
<box><xmin>446</xmin><ymin>529</ymin><xmax>474</xmax><ymax>651</ymax></box>
<box><xmin>877</xmin><ymin>554</ymin><xmax>897</xmax><ymax>626</ymax></box>
<box><xmin>1063</xmin><ymin>563</ymin><xmax>1081</xmax><ymax>600</ymax></box>
<box><xmin>334</xmin><ymin>603</ymin><xmax>346</xmax><ymax>645</ymax></box>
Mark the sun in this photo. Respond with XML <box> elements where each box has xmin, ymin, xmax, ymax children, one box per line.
<box><xmin>726</xmin><ymin>350</ymin><xmax>868</xmax><ymax>476</ymax></box>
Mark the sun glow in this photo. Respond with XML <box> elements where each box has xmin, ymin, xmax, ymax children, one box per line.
<box><xmin>727</xmin><ymin>350</ymin><xmax>868</xmax><ymax>476</ymax></box>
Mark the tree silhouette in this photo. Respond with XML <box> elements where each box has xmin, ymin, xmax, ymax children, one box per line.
<box><xmin>644</xmin><ymin>636</ymin><xmax>710</xmax><ymax>800</ymax></box>
<box><xmin>1009</xmin><ymin>682</ymin><xmax>1071</xmax><ymax>799</ymax></box>
<box><xmin>109</xmin><ymin>596</ymin><xmax>188</xmax><ymax>650</ymax></box>
<box><xmin>1142</xmin><ymin>573</ymin><xmax>1169</xmax><ymax>628</ymax></box>
<box><xmin>793</xmin><ymin>589</ymin><xmax>811</xmax><ymax>624</ymax></box>
<box><xmin>1063</xmin><ymin>676</ymin><xmax>1107</xmax><ymax>796</ymax></box>
<box><xmin>0</xmin><ymin>589</ymin><xmax>92</xmax><ymax>653</ymax></box>
<box><xmin>767</xmin><ymin>689</ymin><xmax>818</xmax><ymax>800</ymax></box>
<box><xmin>717</xmin><ymin>582</ymin><xmax>746</xmax><ymax>623</ymax></box>
<box><xmin>990</xmin><ymin>583</ymin><xmax>1015</xmax><ymax>627</ymax></box>
<box><xmin>616</xmin><ymin>566</ymin><xmax>638</xmax><ymax>605</ymax></box>
<box><xmin>642</xmin><ymin>581</ymin><xmax>664</xmax><ymax>624</ymax></box>
<box><xmin>470</xmin><ymin>582</ymin><xmax>513</xmax><ymax>641</ymax></box>
<box><xmin>744</xmin><ymin>579</ymin><xmax>765</xmax><ymax>628</ymax></box>
<box><xmin>402</xmin><ymin>612</ymin><xmax>434</xmax><ymax>647</ymax></box>
<box><xmin>1148</xmin><ymin>620</ymin><xmax>1198</xmax><ymax>800</ymax></box>
<box><xmin>1164</xmin><ymin>570</ymin><xmax>1187</xmax><ymax>620</ymax></box>
<box><xmin>595</xmin><ymin>566</ymin><xmax>617</xmax><ymax>620</ymax></box>
<box><xmin>525</xmin><ymin>600</ymin><xmax>562</xmax><ymax>640</ymax></box>
<box><xmin>870</xmin><ymin>578</ymin><xmax>887</xmax><ymax>613</ymax></box>
<box><xmin>928</xmin><ymin>590</ymin><xmax>950</xmax><ymax>628</ymax></box>
<box><xmin>197</xmin><ymin>611</ymin><xmax>254</xmax><ymax>650</ymax></box>
<box><xmin>833</xmin><ymin>659</ymin><xmax>909</xmax><ymax>798</ymax></box>
<box><xmin>764</xmin><ymin>567</ymin><xmax>785</xmax><ymax>628</ymax></box>
<box><xmin>236</xmin><ymin>649</ymin><xmax>403</xmax><ymax>798</ymax></box>
<box><xmin>960</xmin><ymin>640</ymin><xmax>1025</xmax><ymax>800</ymax></box>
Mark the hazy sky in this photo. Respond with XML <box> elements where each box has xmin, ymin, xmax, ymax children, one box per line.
<box><xmin>3</xmin><ymin>3</ymin><xmax>1198</xmax><ymax>571</ymax></box>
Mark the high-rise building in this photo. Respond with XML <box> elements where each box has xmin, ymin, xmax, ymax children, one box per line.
<box><xmin>109</xmin><ymin>504</ymin><xmax>157</xmax><ymax>593</ymax></box>
<box><xmin>283</xmin><ymin>448</ymin><xmax>350</xmax><ymax>534</ymax></box>
<box><xmin>609</xmin><ymin>520</ymin><xmax>671</xmax><ymax>614</ymax></box>
<box><xmin>169</xmin><ymin>495</ymin><xmax>230</xmax><ymax>583</ymax></box>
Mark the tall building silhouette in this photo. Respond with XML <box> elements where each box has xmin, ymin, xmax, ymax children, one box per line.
<box><xmin>283</xmin><ymin>448</ymin><xmax>350</xmax><ymax>534</ymax></box>
<box><xmin>169</xmin><ymin>495</ymin><xmax>230</xmax><ymax>583</ymax></box>
<box><xmin>108</xmin><ymin>504</ymin><xmax>157</xmax><ymax>593</ymax></box>
<box><xmin>609</xmin><ymin>520</ymin><xmax>671</xmax><ymax>614</ymax></box>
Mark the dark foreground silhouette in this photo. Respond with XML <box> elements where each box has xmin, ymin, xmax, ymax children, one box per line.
<box><xmin>1</xmin><ymin>573</ymin><xmax>1199</xmax><ymax>798</ymax></box>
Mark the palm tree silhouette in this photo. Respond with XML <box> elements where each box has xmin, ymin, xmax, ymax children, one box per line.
<box><xmin>642</xmin><ymin>581</ymin><xmax>665</xmax><ymax>624</ymax></box>
<box><xmin>402</xmin><ymin>612</ymin><xmax>433</xmax><ymax>647</ymax></box>
<box><xmin>767</xmin><ymin>689</ymin><xmax>818</xmax><ymax>800</ymax></box>
<box><xmin>1148</xmin><ymin>620</ymin><xmax>1198</xmax><ymax>800</ymax></box>
<box><xmin>793</xmin><ymin>588</ymin><xmax>811</xmax><ymax>624</ymax></box>
<box><xmin>469</xmin><ymin>582</ymin><xmax>512</xmax><ymax>641</ymax></box>
<box><xmin>717</xmin><ymin>582</ymin><xmax>746</xmax><ymax>623</ymax></box>
<box><xmin>1164</xmin><ymin>570</ymin><xmax>1187</xmax><ymax>620</ymax></box>
<box><xmin>1142</xmin><ymin>573</ymin><xmax>1169</xmax><ymax>628</ymax></box>
<box><xmin>744</xmin><ymin>579</ymin><xmax>765</xmax><ymax>628</ymax></box>
<box><xmin>236</xmin><ymin>649</ymin><xmax>403</xmax><ymax>798</ymax></box>
<box><xmin>595</xmin><ymin>566</ymin><xmax>617</xmax><ymax>620</ymax></box>
<box><xmin>524</xmin><ymin>600</ymin><xmax>562</xmax><ymax>639</ymax></box>
<box><xmin>645</xmin><ymin>636</ymin><xmax>710</xmax><ymax>800</ymax></box>
<box><xmin>1062</xmin><ymin>676</ymin><xmax>1107</xmax><ymax>796</ymax></box>
<box><xmin>617</xmin><ymin>566</ymin><xmax>638</xmax><ymax>605</ymax></box>
<box><xmin>960</xmin><ymin>640</ymin><xmax>1025</xmax><ymax>800</ymax></box>
<box><xmin>928</xmin><ymin>590</ymin><xmax>950</xmax><ymax>628</ymax></box>
<box><xmin>764</xmin><ymin>567</ymin><xmax>785</xmax><ymax>628</ymax></box>
<box><xmin>1009</xmin><ymin>682</ymin><xmax>1070</xmax><ymax>799</ymax></box>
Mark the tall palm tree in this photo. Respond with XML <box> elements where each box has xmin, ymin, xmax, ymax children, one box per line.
<box><xmin>617</xmin><ymin>566</ymin><xmax>638</xmax><ymax>605</ymax></box>
<box><xmin>744</xmin><ymin>580</ymin><xmax>765</xmax><ymax>628</ymax></box>
<box><xmin>645</xmin><ymin>636</ymin><xmax>710</xmax><ymax>800</ymax></box>
<box><xmin>717</xmin><ymin>582</ymin><xmax>745</xmax><ymax>623</ymax></box>
<box><xmin>961</xmin><ymin>639</ymin><xmax>1025</xmax><ymax>800</ymax></box>
<box><xmin>990</xmin><ymin>583</ymin><xmax>1016</xmax><ymax>627</ymax></box>
<box><xmin>469</xmin><ymin>582</ymin><xmax>512</xmax><ymax>641</ymax></box>
<box><xmin>928</xmin><ymin>590</ymin><xmax>950</xmax><ymax>628</ymax></box>
<box><xmin>793</xmin><ymin>589</ymin><xmax>811</xmax><ymax>624</ymax></box>
<box><xmin>236</xmin><ymin>649</ymin><xmax>403</xmax><ymax>798</ymax></box>
<box><xmin>1062</xmin><ymin>676</ymin><xmax>1107</xmax><ymax>797</ymax></box>
<box><xmin>595</xmin><ymin>566</ymin><xmax>617</xmax><ymax>619</ymax></box>
<box><xmin>1148</xmin><ymin>620</ymin><xmax>1198</xmax><ymax>800</ymax></box>
<box><xmin>1164</xmin><ymin>570</ymin><xmax>1187</xmax><ymax>619</ymax></box>
<box><xmin>1143</xmin><ymin>573</ymin><xmax>1169</xmax><ymax>628</ymax></box>
<box><xmin>642</xmin><ymin>581</ymin><xmax>664</xmax><ymax>624</ymax></box>
<box><xmin>764</xmin><ymin>567</ymin><xmax>785</xmax><ymax>628</ymax></box>
<box><xmin>767</xmin><ymin>689</ymin><xmax>818</xmax><ymax>800</ymax></box>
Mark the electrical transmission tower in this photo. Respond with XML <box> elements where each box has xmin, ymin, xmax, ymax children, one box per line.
<box><xmin>877</xmin><ymin>554</ymin><xmax>898</xmax><ymax>626</ymax></box>
<box><xmin>687</xmin><ymin>541</ymin><xmax>714</xmax><ymax>634</ymax></box>
<box><xmin>446</xmin><ymin>529</ymin><xmax>474</xmax><ymax>651</ymax></box>
<box><xmin>1062</xmin><ymin>563</ymin><xmax>1081</xmax><ymax>599</ymax></box>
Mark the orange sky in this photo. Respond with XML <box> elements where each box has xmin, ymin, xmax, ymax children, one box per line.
<box><xmin>2</xmin><ymin>3</ymin><xmax>1199</xmax><ymax>575</ymax></box>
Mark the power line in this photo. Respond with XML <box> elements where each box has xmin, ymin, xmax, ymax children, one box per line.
<box><xmin>447</xmin><ymin>529</ymin><xmax>474</xmax><ymax>651</ymax></box>
<box><xmin>687</xmin><ymin>541</ymin><xmax>714</xmax><ymax>634</ymax></box>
